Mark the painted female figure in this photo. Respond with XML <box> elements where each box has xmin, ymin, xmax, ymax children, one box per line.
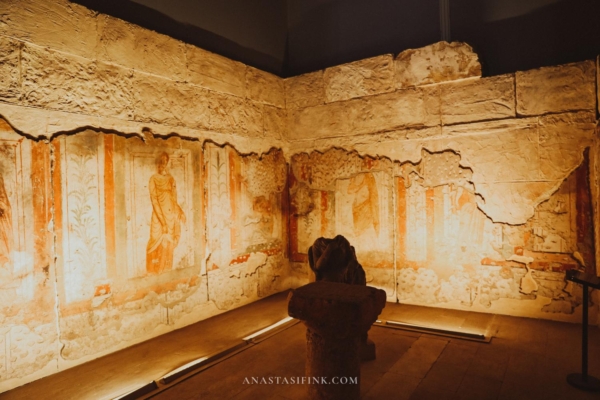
<box><xmin>347</xmin><ymin>172</ymin><xmax>380</xmax><ymax>238</ymax></box>
<box><xmin>146</xmin><ymin>152</ymin><xmax>186</xmax><ymax>274</ymax></box>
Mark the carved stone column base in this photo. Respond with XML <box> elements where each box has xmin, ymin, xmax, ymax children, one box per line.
<box><xmin>288</xmin><ymin>281</ymin><xmax>386</xmax><ymax>400</ymax></box>
<box><xmin>306</xmin><ymin>328</ymin><xmax>360</xmax><ymax>400</ymax></box>
<box><xmin>360</xmin><ymin>338</ymin><xmax>376</xmax><ymax>361</ymax></box>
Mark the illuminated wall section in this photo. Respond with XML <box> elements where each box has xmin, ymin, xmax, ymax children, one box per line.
<box><xmin>53</xmin><ymin>132</ymin><xmax>210</xmax><ymax>366</ymax></box>
<box><xmin>289</xmin><ymin>151</ymin><xmax>396</xmax><ymax>299</ymax></box>
<box><xmin>286</xmin><ymin>43</ymin><xmax>600</xmax><ymax>321</ymax></box>
<box><xmin>0</xmin><ymin>121</ymin><xmax>56</xmax><ymax>387</ymax></box>
<box><xmin>0</xmin><ymin>0</ymin><xmax>292</xmax><ymax>391</ymax></box>
<box><xmin>205</xmin><ymin>144</ymin><xmax>289</xmax><ymax>310</ymax></box>
<box><xmin>0</xmin><ymin>0</ymin><xmax>599</xmax><ymax>394</ymax></box>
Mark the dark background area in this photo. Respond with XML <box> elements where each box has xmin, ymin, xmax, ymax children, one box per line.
<box><xmin>73</xmin><ymin>0</ymin><xmax>600</xmax><ymax>77</ymax></box>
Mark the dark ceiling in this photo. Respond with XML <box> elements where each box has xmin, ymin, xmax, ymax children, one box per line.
<box><xmin>73</xmin><ymin>0</ymin><xmax>600</xmax><ymax>78</ymax></box>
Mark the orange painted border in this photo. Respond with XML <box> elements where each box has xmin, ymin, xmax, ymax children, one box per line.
<box><xmin>31</xmin><ymin>141</ymin><xmax>51</xmax><ymax>271</ymax></box>
<box><xmin>104</xmin><ymin>135</ymin><xmax>117</xmax><ymax>280</ymax></box>
<box><xmin>396</xmin><ymin>177</ymin><xmax>406</xmax><ymax>268</ymax></box>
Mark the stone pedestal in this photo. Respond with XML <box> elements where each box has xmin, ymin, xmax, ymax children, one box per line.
<box><xmin>288</xmin><ymin>281</ymin><xmax>386</xmax><ymax>400</ymax></box>
<box><xmin>360</xmin><ymin>338</ymin><xmax>376</xmax><ymax>361</ymax></box>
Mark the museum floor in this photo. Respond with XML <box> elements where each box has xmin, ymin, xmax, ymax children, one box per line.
<box><xmin>2</xmin><ymin>290</ymin><xmax>600</xmax><ymax>400</ymax></box>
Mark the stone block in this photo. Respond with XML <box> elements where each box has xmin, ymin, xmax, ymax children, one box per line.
<box><xmin>22</xmin><ymin>44</ymin><xmax>96</xmax><ymax>114</ymax></box>
<box><xmin>173</xmin><ymin>85</ymin><xmax>212</xmax><ymax>130</ymax></box>
<box><xmin>395</xmin><ymin>41</ymin><xmax>481</xmax><ymax>89</ymax></box>
<box><xmin>0</xmin><ymin>36</ymin><xmax>21</xmax><ymax>101</ymax></box>
<box><xmin>284</xmin><ymin>71</ymin><xmax>324</xmax><ymax>109</ymax></box>
<box><xmin>441</xmin><ymin>75</ymin><xmax>515</xmax><ymax>125</ymax></box>
<box><xmin>131</xmin><ymin>23</ymin><xmax>188</xmax><ymax>82</ymax></box>
<box><xmin>132</xmin><ymin>72</ymin><xmax>182</xmax><ymax>126</ymax></box>
<box><xmin>208</xmin><ymin>92</ymin><xmax>263</xmax><ymax>137</ymax></box>
<box><xmin>0</xmin><ymin>0</ymin><xmax>97</xmax><ymax>59</ymax></box>
<box><xmin>93</xmin><ymin>62</ymin><xmax>135</xmax><ymax>120</ymax></box>
<box><xmin>97</xmin><ymin>15</ymin><xmax>187</xmax><ymax>81</ymax></box>
<box><xmin>324</xmin><ymin>54</ymin><xmax>394</xmax><ymax>102</ymax></box>
<box><xmin>186</xmin><ymin>44</ymin><xmax>246</xmax><ymax>97</ymax></box>
<box><xmin>245</xmin><ymin>67</ymin><xmax>285</xmax><ymax>108</ymax></box>
<box><xmin>516</xmin><ymin>61</ymin><xmax>596</xmax><ymax>116</ymax></box>
<box><xmin>133</xmin><ymin>72</ymin><xmax>210</xmax><ymax>128</ymax></box>
<box><xmin>22</xmin><ymin>43</ymin><xmax>136</xmax><ymax>118</ymax></box>
<box><xmin>354</xmin><ymin>86</ymin><xmax>441</xmax><ymax>135</ymax></box>
<box><xmin>264</xmin><ymin>105</ymin><xmax>286</xmax><ymax>139</ymax></box>
<box><xmin>538</xmin><ymin>111</ymin><xmax>596</xmax><ymax>180</ymax></box>
<box><xmin>287</xmin><ymin>101</ymin><xmax>352</xmax><ymax>140</ymax></box>
<box><xmin>96</xmin><ymin>15</ymin><xmax>136</xmax><ymax>69</ymax></box>
<box><xmin>287</xmin><ymin>86</ymin><xmax>440</xmax><ymax>140</ymax></box>
<box><xmin>440</xmin><ymin>118</ymin><xmax>540</xmax><ymax>183</ymax></box>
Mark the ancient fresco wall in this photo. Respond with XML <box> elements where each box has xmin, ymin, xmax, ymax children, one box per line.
<box><xmin>0</xmin><ymin>121</ymin><xmax>57</xmax><ymax>389</ymax></box>
<box><xmin>289</xmin><ymin>150</ymin><xmax>396</xmax><ymax>299</ymax></box>
<box><xmin>0</xmin><ymin>0</ymin><xmax>291</xmax><ymax>392</ymax></box>
<box><xmin>0</xmin><ymin>0</ymin><xmax>599</xmax><ymax>394</ymax></box>
<box><xmin>0</xmin><ymin>125</ymin><xmax>210</xmax><ymax>389</ymax></box>
<box><xmin>54</xmin><ymin>132</ymin><xmax>210</xmax><ymax>366</ymax></box>
<box><xmin>286</xmin><ymin>42</ymin><xmax>600</xmax><ymax>322</ymax></box>
<box><xmin>0</xmin><ymin>121</ymin><xmax>292</xmax><ymax>392</ymax></box>
<box><xmin>394</xmin><ymin>149</ymin><xmax>594</xmax><ymax>315</ymax></box>
<box><xmin>289</xmin><ymin>146</ymin><xmax>595</xmax><ymax>318</ymax></box>
<box><xmin>205</xmin><ymin>144</ymin><xmax>289</xmax><ymax>310</ymax></box>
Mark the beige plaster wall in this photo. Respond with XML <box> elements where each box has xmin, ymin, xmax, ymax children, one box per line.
<box><xmin>0</xmin><ymin>0</ymin><xmax>599</xmax><ymax>394</ymax></box>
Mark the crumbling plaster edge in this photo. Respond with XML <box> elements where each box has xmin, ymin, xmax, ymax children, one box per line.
<box><xmin>2</xmin><ymin>102</ymin><xmax>600</xmax><ymax>277</ymax></box>
<box><xmin>0</xmin><ymin>103</ymin><xmax>288</xmax><ymax>156</ymax></box>
<box><xmin>286</xmin><ymin>141</ymin><xmax>567</xmax><ymax>225</ymax></box>
<box><xmin>286</xmin><ymin>125</ymin><xmax>598</xmax><ymax>224</ymax></box>
<box><xmin>4</xmin><ymin>99</ymin><xmax>599</xmax><ymax>228</ymax></box>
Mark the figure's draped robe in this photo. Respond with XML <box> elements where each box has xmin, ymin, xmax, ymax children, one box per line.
<box><xmin>146</xmin><ymin>173</ymin><xmax>181</xmax><ymax>274</ymax></box>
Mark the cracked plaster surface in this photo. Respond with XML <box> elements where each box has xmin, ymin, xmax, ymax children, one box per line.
<box><xmin>0</xmin><ymin>1</ymin><xmax>599</xmax><ymax>390</ymax></box>
<box><xmin>290</xmin><ymin>145</ymin><xmax>594</xmax><ymax>319</ymax></box>
<box><xmin>0</xmin><ymin>118</ymin><xmax>291</xmax><ymax>391</ymax></box>
<box><xmin>291</xmin><ymin>112</ymin><xmax>596</xmax><ymax>225</ymax></box>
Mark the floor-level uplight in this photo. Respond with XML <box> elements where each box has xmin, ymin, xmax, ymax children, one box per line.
<box><xmin>243</xmin><ymin>316</ymin><xmax>295</xmax><ymax>342</ymax></box>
